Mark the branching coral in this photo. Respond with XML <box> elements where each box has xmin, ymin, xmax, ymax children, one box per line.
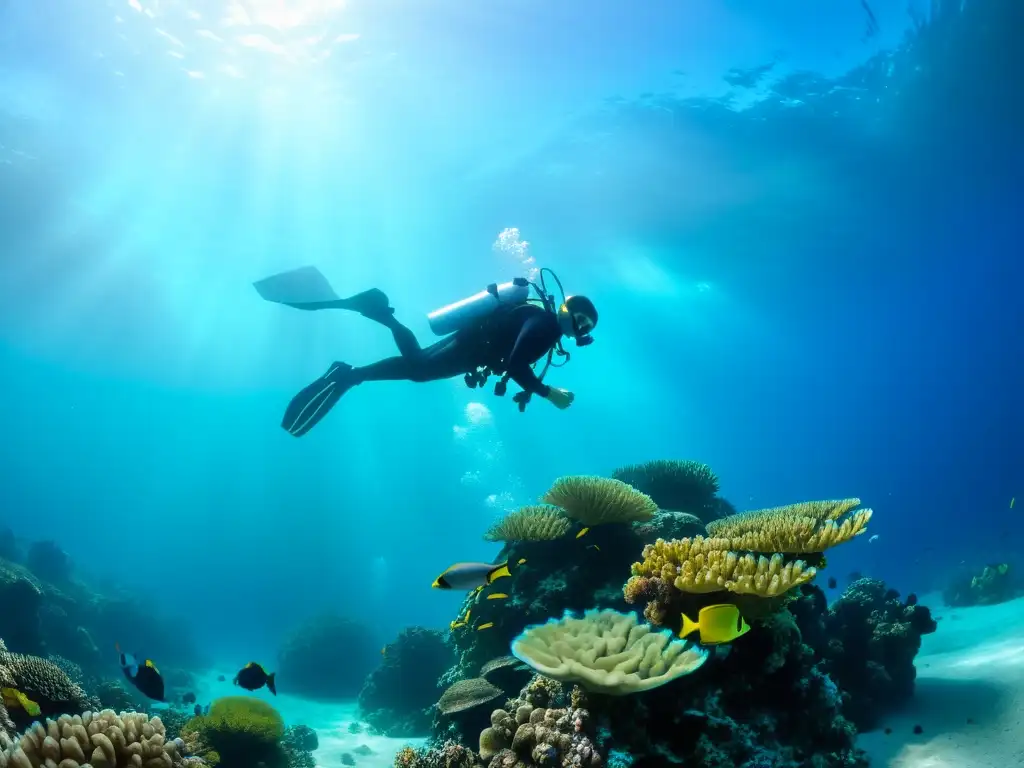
<box><xmin>706</xmin><ymin>498</ymin><xmax>871</xmax><ymax>553</ymax></box>
<box><xmin>543</xmin><ymin>476</ymin><xmax>656</xmax><ymax>527</ymax></box>
<box><xmin>612</xmin><ymin>460</ymin><xmax>720</xmax><ymax>516</ymax></box>
<box><xmin>628</xmin><ymin>536</ymin><xmax>817</xmax><ymax>600</ymax></box>
<box><xmin>511</xmin><ymin>609</ymin><xmax>708</xmax><ymax>695</ymax></box>
<box><xmin>484</xmin><ymin>506</ymin><xmax>572</xmax><ymax>543</ymax></box>
<box><xmin>0</xmin><ymin>710</ymin><xmax>195</xmax><ymax>768</ymax></box>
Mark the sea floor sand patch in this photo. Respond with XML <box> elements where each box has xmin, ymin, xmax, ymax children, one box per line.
<box><xmin>858</xmin><ymin>594</ymin><xmax>1024</xmax><ymax>767</ymax></box>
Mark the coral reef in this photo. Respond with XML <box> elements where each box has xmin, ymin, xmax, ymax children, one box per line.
<box><xmin>510</xmin><ymin>609</ymin><xmax>707</xmax><ymax>694</ymax></box>
<box><xmin>631</xmin><ymin>510</ymin><xmax>705</xmax><ymax>544</ymax></box>
<box><xmin>0</xmin><ymin>529</ymin><xmax>17</xmax><ymax>563</ymax></box>
<box><xmin>485</xmin><ymin>507</ymin><xmax>572</xmax><ymax>543</ymax></box>
<box><xmin>278</xmin><ymin>614</ymin><xmax>379</xmax><ymax>701</ymax></box>
<box><xmin>942</xmin><ymin>562</ymin><xmax>1017</xmax><ymax>607</ymax></box>
<box><xmin>791</xmin><ymin>579</ymin><xmax>937</xmax><ymax>730</ymax></box>
<box><xmin>181</xmin><ymin>696</ymin><xmax>287</xmax><ymax>768</ymax></box>
<box><xmin>0</xmin><ymin>639</ymin><xmax>99</xmax><ymax>732</ymax></box>
<box><xmin>623</xmin><ymin>499</ymin><xmax>871</xmax><ymax>624</ymax></box>
<box><xmin>359</xmin><ymin>627</ymin><xmax>455</xmax><ymax>737</ymax></box>
<box><xmin>0</xmin><ymin>710</ymin><xmax>195</xmax><ymax>768</ymax></box>
<box><xmin>419</xmin><ymin>461</ymin><xmax>929</xmax><ymax>767</ymax></box>
<box><xmin>25</xmin><ymin>542</ymin><xmax>73</xmax><ymax>588</ymax></box>
<box><xmin>477</xmin><ymin>677</ymin><xmax>601</xmax><ymax>767</ymax></box>
<box><xmin>543</xmin><ymin>477</ymin><xmax>656</xmax><ymax>527</ymax></box>
<box><xmin>611</xmin><ymin>460</ymin><xmax>723</xmax><ymax>522</ymax></box>
<box><xmin>0</xmin><ymin>561</ymin><xmax>44</xmax><ymax>655</ymax></box>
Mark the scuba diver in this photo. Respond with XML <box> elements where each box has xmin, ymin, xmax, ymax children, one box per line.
<box><xmin>253</xmin><ymin>265</ymin><xmax>599</xmax><ymax>437</ymax></box>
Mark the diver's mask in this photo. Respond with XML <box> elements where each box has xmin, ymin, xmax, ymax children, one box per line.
<box><xmin>558</xmin><ymin>296</ymin><xmax>597</xmax><ymax>347</ymax></box>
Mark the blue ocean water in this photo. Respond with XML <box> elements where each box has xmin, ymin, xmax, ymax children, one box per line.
<box><xmin>0</xmin><ymin>0</ymin><xmax>1021</xmax><ymax>761</ymax></box>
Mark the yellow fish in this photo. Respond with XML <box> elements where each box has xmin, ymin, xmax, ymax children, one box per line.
<box><xmin>477</xmin><ymin>622</ymin><xmax>494</xmax><ymax>631</ymax></box>
<box><xmin>1</xmin><ymin>688</ymin><xmax>40</xmax><ymax>717</ymax></box>
<box><xmin>576</xmin><ymin>528</ymin><xmax>590</xmax><ymax>539</ymax></box>
<box><xmin>1011</xmin><ymin>497</ymin><xmax>1015</xmax><ymax>509</ymax></box>
<box><xmin>517</xmin><ymin>558</ymin><xmax>526</xmax><ymax>565</ymax></box>
<box><xmin>679</xmin><ymin>604</ymin><xmax>750</xmax><ymax>646</ymax></box>
<box><xmin>486</xmin><ymin>593</ymin><xmax>509</xmax><ymax>600</ymax></box>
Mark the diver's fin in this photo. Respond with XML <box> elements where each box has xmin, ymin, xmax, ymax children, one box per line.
<box><xmin>254</xmin><ymin>266</ymin><xmax>340</xmax><ymax>307</ymax></box>
<box><xmin>281</xmin><ymin>362</ymin><xmax>358</xmax><ymax>437</ymax></box>
<box><xmin>266</xmin><ymin>673</ymin><xmax>277</xmax><ymax>696</ymax></box>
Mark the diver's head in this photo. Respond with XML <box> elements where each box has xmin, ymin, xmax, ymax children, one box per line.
<box><xmin>558</xmin><ymin>295</ymin><xmax>598</xmax><ymax>346</ymax></box>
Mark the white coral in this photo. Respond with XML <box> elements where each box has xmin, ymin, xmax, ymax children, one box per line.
<box><xmin>511</xmin><ymin>609</ymin><xmax>707</xmax><ymax>695</ymax></box>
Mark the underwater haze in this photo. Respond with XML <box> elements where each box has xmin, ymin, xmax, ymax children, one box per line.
<box><xmin>1</xmin><ymin>0</ymin><xmax>1022</xmax><ymax>764</ymax></box>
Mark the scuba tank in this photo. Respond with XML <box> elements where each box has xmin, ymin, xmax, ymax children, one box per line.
<box><xmin>427</xmin><ymin>278</ymin><xmax>532</xmax><ymax>336</ymax></box>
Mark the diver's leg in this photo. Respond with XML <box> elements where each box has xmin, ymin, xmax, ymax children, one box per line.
<box><xmin>354</xmin><ymin>336</ymin><xmax>474</xmax><ymax>383</ymax></box>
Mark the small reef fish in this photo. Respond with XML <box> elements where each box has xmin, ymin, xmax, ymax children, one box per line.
<box><xmin>1</xmin><ymin>687</ymin><xmax>40</xmax><ymax>717</ymax></box>
<box><xmin>432</xmin><ymin>559</ymin><xmax>525</xmax><ymax>590</ymax></box>
<box><xmin>477</xmin><ymin>622</ymin><xmax>495</xmax><ymax>631</ymax></box>
<box><xmin>234</xmin><ymin>662</ymin><xmax>277</xmax><ymax>696</ymax></box>
<box><xmin>827</xmin><ymin>577</ymin><xmax>837</xmax><ymax>589</ymax></box>
<box><xmin>679</xmin><ymin>604</ymin><xmax>750</xmax><ymax>646</ymax></box>
<box><xmin>182</xmin><ymin>691</ymin><xmax>196</xmax><ymax>705</ymax></box>
<box><xmin>576</xmin><ymin>528</ymin><xmax>590</xmax><ymax>539</ymax></box>
<box><xmin>517</xmin><ymin>558</ymin><xmax>526</xmax><ymax>565</ymax></box>
<box><xmin>194</xmin><ymin>704</ymin><xmax>203</xmax><ymax>717</ymax></box>
<box><xmin>116</xmin><ymin>644</ymin><xmax>165</xmax><ymax>701</ymax></box>
<box><xmin>1011</xmin><ymin>497</ymin><xmax>1015</xmax><ymax>509</ymax></box>
<box><xmin>587</xmin><ymin>545</ymin><xmax>601</xmax><ymax>552</ymax></box>
<box><xmin>486</xmin><ymin>593</ymin><xmax>509</xmax><ymax>600</ymax></box>
<box><xmin>869</xmin><ymin>535</ymin><xmax>879</xmax><ymax>543</ymax></box>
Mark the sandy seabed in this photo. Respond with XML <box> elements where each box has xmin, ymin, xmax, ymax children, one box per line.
<box><xmin>195</xmin><ymin>596</ymin><xmax>1024</xmax><ymax>767</ymax></box>
<box><xmin>858</xmin><ymin>594</ymin><xmax>1024</xmax><ymax>767</ymax></box>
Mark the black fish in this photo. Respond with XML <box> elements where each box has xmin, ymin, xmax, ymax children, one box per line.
<box><xmin>906</xmin><ymin>593</ymin><xmax>918</xmax><ymax>606</ymax></box>
<box><xmin>234</xmin><ymin>662</ymin><xmax>277</xmax><ymax>695</ymax></box>
<box><xmin>827</xmin><ymin>577</ymin><xmax>837</xmax><ymax>589</ymax></box>
<box><xmin>194</xmin><ymin>704</ymin><xmax>202</xmax><ymax>716</ymax></box>
<box><xmin>116</xmin><ymin>644</ymin><xmax>165</xmax><ymax>701</ymax></box>
<box><xmin>217</xmin><ymin>675</ymin><xmax>226</xmax><ymax>682</ymax></box>
<box><xmin>182</xmin><ymin>691</ymin><xmax>196</xmax><ymax>704</ymax></box>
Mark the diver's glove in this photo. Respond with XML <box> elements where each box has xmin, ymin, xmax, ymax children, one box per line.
<box><xmin>544</xmin><ymin>387</ymin><xmax>575</xmax><ymax>409</ymax></box>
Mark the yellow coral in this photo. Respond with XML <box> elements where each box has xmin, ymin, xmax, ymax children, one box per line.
<box><xmin>706</xmin><ymin>499</ymin><xmax>871</xmax><ymax>553</ymax></box>
<box><xmin>543</xmin><ymin>476</ymin><xmax>656</xmax><ymax>526</ymax></box>
<box><xmin>630</xmin><ymin>536</ymin><xmax>816</xmax><ymax>598</ymax></box>
<box><xmin>483</xmin><ymin>505</ymin><xmax>572</xmax><ymax>542</ymax></box>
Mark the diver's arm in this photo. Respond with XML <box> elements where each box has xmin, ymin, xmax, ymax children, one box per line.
<box><xmin>504</xmin><ymin>315</ymin><xmax>556</xmax><ymax>398</ymax></box>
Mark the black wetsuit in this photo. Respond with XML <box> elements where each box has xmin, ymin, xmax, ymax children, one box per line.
<box><xmin>356</xmin><ymin>303</ymin><xmax>561</xmax><ymax>397</ymax></box>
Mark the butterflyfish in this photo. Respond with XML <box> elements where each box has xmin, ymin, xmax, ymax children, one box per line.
<box><xmin>679</xmin><ymin>604</ymin><xmax>751</xmax><ymax>646</ymax></box>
